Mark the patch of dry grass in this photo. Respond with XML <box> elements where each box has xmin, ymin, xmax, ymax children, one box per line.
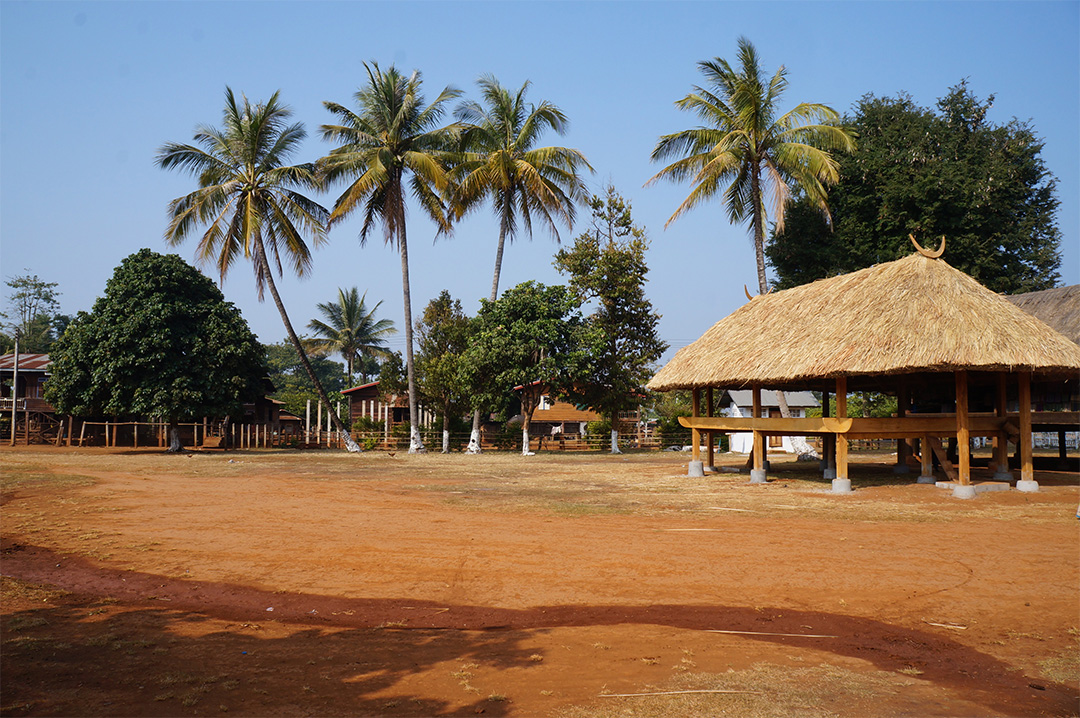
<box><xmin>558</xmin><ymin>663</ymin><xmax>915</xmax><ymax>718</ymax></box>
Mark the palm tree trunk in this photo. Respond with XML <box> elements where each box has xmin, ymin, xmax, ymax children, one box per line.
<box><xmin>466</xmin><ymin>225</ymin><xmax>511</xmax><ymax>455</ymax></box>
<box><xmin>255</xmin><ymin>241</ymin><xmax>362</xmax><ymax>453</ymax></box>
<box><xmin>397</xmin><ymin>224</ymin><xmax>425</xmax><ymax>453</ymax></box>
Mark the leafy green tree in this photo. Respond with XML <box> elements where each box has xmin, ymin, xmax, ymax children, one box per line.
<box><xmin>767</xmin><ymin>82</ymin><xmax>1062</xmax><ymax>293</ymax></box>
<box><xmin>416</xmin><ymin>290</ymin><xmax>471</xmax><ymax>453</ymax></box>
<box><xmin>452</xmin><ymin>76</ymin><xmax>593</xmax><ymax>453</ymax></box>
<box><xmin>156</xmin><ymin>88</ymin><xmax>362</xmax><ymax>453</ymax></box>
<box><xmin>461</xmin><ymin>281</ymin><xmax>584</xmax><ymax>455</ymax></box>
<box><xmin>320</xmin><ymin>63</ymin><xmax>461</xmax><ymax>454</ymax></box>
<box><xmin>2</xmin><ymin>273</ymin><xmax>62</xmax><ymax>353</ymax></box>
<box><xmin>554</xmin><ymin>186</ymin><xmax>668</xmax><ymax>453</ymax></box>
<box><xmin>264</xmin><ymin>339</ymin><xmax>346</xmax><ymax>419</ymax></box>
<box><xmin>305</xmin><ymin>287</ymin><xmax>396</xmax><ymax>386</ymax></box>
<box><xmin>649</xmin><ymin>36</ymin><xmax>855</xmax><ymax>295</ymax></box>
<box><xmin>45</xmin><ymin>250</ymin><xmax>267</xmax><ymax>452</ymax></box>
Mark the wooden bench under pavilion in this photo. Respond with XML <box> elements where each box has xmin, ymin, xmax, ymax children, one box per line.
<box><xmin>647</xmin><ymin>243</ymin><xmax>1080</xmax><ymax>498</ymax></box>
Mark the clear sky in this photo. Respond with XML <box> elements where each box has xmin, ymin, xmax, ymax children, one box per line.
<box><xmin>2</xmin><ymin>1</ymin><xmax>1078</xmax><ymax>364</ymax></box>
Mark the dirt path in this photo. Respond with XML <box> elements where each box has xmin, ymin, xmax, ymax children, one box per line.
<box><xmin>2</xmin><ymin>448</ymin><xmax>1077</xmax><ymax>716</ymax></box>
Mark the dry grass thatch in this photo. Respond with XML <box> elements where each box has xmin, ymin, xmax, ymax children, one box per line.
<box><xmin>648</xmin><ymin>254</ymin><xmax>1080</xmax><ymax>391</ymax></box>
<box><xmin>1007</xmin><ymin>285</ymin><xmax>1080</xmax><ymax>346</ymax></box>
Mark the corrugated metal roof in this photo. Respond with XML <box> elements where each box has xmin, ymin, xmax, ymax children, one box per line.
<box><xmin>0</xmin><ymin>353</ymin><xmax>52</xmax><ymax>372</ymax></box>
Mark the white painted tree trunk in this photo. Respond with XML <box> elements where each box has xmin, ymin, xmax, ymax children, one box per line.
<box><xmin>465</xmin><ymin>411</ymin><xmax>482</xmax><ymax>454</ymax></box>
<box><xmin>442</xmin><ymin>428</ymin><xmax>450</xmax><ymax>454</ymax></box>
<box><xmin>409</xmin><ymin>425</ymin><xmax>425</xmax><ymax>454</ymax></box>
<box><xmin>521</xmin><ymin>427</ymin><xmax>534</xmax><ymax>456</ymax></box>
<box><xmin>610</xmin><ymin>428</ymin><xmax>622</xmax><ymax>454</ymax></box>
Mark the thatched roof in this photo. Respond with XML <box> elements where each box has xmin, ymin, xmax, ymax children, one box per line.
<box><xmin>1007</xmin><ymin>285</ymin><xmax>1080</xmax><ymax>346</ymax></box>
<box><xmin>648</xmin><ymin>254</ymin><xmax>1080</xmax><ymax>391</ymax></box>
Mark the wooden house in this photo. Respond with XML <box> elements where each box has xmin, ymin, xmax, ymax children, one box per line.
<box><xmin>341</xmin><ymin>381</ymin><xmax>435</xmax><ymax>431</ymax></box>
<box><xmin>647</xmin><ymin>241</ymin><xmax>1080</xmax><ymax>497</ymax></box>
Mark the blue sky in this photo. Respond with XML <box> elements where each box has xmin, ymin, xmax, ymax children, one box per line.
<box><xmin>2</xmin><ymin>1</ymin><xmax>1077</xmax><ymax>363</ymax></box>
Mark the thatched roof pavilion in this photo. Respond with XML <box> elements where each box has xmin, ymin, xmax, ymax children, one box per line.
<box><xmin>648</xmin><ymin>248</ymin><xmax>1080</xmax><ymax>497</ymax></box>
<box><xmin>1007</xmin><ymin>284</ymin><xmax>1080</xmax><ymax>346</ymax></box>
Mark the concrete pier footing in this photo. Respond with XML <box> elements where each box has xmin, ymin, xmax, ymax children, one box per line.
<box><xmin>892</xmin><ymin>463</ymin><xmax>911</xmax><ymax>474</ymax></box>
<box><xmin>687</xmin><ymin>460</ymin><xmax>704</xmax><ymax>477</ymax></box>
<box><xmin>992</xmin><ymin>471</ymin><xmax>1014</xmax><ymax>482</ymax></box>
<box><xmin>831</xmin><ymin>478</ymin><xmax>853</xmax><ymax>493</ymax></box>
<box><xmin>749</xmin><ymin>469</ymin><xmax>768</xmax><ymax>484</ymax></box>
<box><xmin>916</xmin><ymin>475</ymin><xmax>936</xmax><ymax>484</ymax></box>
<box><xmin>823</xmin><ymin>468</ymin><xmax>836</xmax><ymax>480</ymax></box>
<box><xmin>952</xmin><ymin>484</ymin><xmax>977</xmax><ymax>499</ymax></box>
<box><xmin>1016</xmin><ymin>480</ymin><xmax>1039</xmax><ymax>493</ymax></box>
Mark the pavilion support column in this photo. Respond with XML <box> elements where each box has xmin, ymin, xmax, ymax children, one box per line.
<box><xmin>1016</xmin><ymin>372</ymin><xmax>1038</xmax><ymax>492</ymax></box>
<box><xmin>953</xmin><ymin>370</ymin><xmax>976</xmax><ymax>499</ymax></box>
<box><xmin>705</xmin><ymin>388</ymin><xmax>716</xmax><ymax>472</ymax></box>
<box><xmin>821</xmin><ymin>390</ymin><xmax>836</xmax><ymax>479</ymax></box>
<box><xmin>750</xmin><ymin>383</ymin><xmax>767</xmax><ymax>483</ymax></box>
<box><xmin>917</xmin><ymin>434</ymin><xmax>936</xmax><ymax>483</ymax></box>
<box><xmin>688</xmin><ymin>388</ymin><xmax>704</xmax><ymax>477</ymax></box>
<box><xmin>992</xmin><ymin>372</ymin><xmax>1013</xmax><ymax>481</ymax></box>
<box><xmin>894</xmin><ymin>382</ymin><xmax>911</xmax><ymax>474</ymax></box>
<box><xmin>832</xmin><ymin>377</ymin><xmax>852</xmax><ymax>493</ymax></box>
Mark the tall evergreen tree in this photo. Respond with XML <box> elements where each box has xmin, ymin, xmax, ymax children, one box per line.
<box><xmin>767</xmin><ymin>82</ymin><xmax>1062</xmax><ymax>293</ymax></box>
<box><xmin>554</xmin><ymin>186</ymin><xmax>668</xmax><ymax>453</ymax></box>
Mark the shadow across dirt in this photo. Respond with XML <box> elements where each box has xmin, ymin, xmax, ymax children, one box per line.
<box><xmin>2</xmin><ymin>542</ymin><xmax>1076</xmax><ymax>717</ymax></box>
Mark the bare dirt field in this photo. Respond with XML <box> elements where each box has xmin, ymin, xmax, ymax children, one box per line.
<box><xmin>1</xmin><ymin>446</ymin><xmax>1077</xmax><ymax>717</ymax></box>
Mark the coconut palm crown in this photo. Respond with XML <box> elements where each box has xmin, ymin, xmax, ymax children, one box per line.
<box><xmin>649</xmin><ymin>37</ymin><xmax>855</xmax><ymax>294</ymax></box>
<box><xmin>318</xmin><ymin>63</ymin><xmax>462</xmax><ymax>453</ymax></box>
<box><xmin>452</xmin><ymin>75</ymin><xmax>593</xmax><ymax>301</ymax></box>
<box><xmin>156</xmin><ymin>87</ymin><xmax>363</xmax><ymax>452</ymax></box>
<box><xmin>306</xmin><ymin>287</ymin><xmax>396</xmax><ymax>386</ymax></box>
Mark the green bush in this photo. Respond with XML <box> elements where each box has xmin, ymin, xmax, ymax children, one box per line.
<box><xmin>352</xmin><ymin>416</ymin><xmax>381</xmax><ymax>433</ymax></box>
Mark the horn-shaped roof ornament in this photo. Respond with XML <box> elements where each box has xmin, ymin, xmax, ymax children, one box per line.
<box><xmin>910</xmin><ymin>234</ymin><xmax>946</xmax><ymax>258</ymax></box>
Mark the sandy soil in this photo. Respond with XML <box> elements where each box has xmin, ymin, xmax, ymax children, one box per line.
<box><xmin>1</xmin><ymin>446</ymin><xmax>1077</xmax><ymax>717</ymax></box>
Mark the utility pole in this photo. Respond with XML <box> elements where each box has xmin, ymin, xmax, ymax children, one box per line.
<box><xmin>10</xmin><ymin>328</ymin><xmax>20</xmax><ymax>446</ymax></box>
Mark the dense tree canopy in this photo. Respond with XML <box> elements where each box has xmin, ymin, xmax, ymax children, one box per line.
<box><xmin>554</xmin><ymin>186</ymin><xmax>667</xmax><ymax>452</ymax></box>
<box><xmin>45</xmin><ymin>250</ymin><xmax>268</xmax><ymax>450</ymax></box>
<box><xmin>264</xmin><ymin>339</ymin><xmax>346</xmax><ymax>420</ymax></box>
<box><xmin>767</xmin><ymin>82</ymin><xmax>1062</xmax><ymax>293</ymax></box>
<box><xmin>461</xmin><ymin>281</ymin><xmax>585</xmax><ymax>455</ymax></box>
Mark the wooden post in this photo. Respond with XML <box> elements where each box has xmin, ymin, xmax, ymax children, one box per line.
<box><xmin>955</xmin><ymin>370</ymin><xmax>971</xmax><ymax>485</ymax></box>
<box><xmin>706</xmin><ymin>387</ymin><xmax>715</xmax><ymax>469</ymax></box>
<box><xmin>1018</xmin><ymin>372</ymin><xmax>1034</xmax><ymax>483</ymax></box>
<box><xmin>752</xmin><ymin>383</ymin><xmax>764</xmax><ymax>475</ymax></box>
<box><xmin>835</xmin><ymin>377</ymin><xmax>848</xmax><ymax>481</ymax></box>
<box><xmin>896</xmin><ymin>382</ymin><xmax>909</xmax><ymax>468</ymax></box>
<box><xmin>105</xmin><ymin>420</ymin><xmax>110</xmax><ymax>447</ymax></box>
<box><xmin>690</xmin><ymin>389</ymin><xmax>701</xmax><ymax>463</ymax></box>
<box><xmin>992</xmin><ymin>372</ymin><xmax>1010</xmax><ymax>476</ymax></box>
<box><xmin>133</xmin><ymin>422</ymin><xmax>138</xmax><ymax>449</ymax></box>
<box><xmin>306</xmin><ymin>399</ymin><xmax>311</xmax><ymax>443</ymax></box>
<box><xmin>921</xmin><ymin>435</ymin><xmax>934</xmax><ymax>478</ymax></box>
<box><xmin>67</xmin><ymin>415</ymin><xmax>73</xmax><ymax>447</ymax></box>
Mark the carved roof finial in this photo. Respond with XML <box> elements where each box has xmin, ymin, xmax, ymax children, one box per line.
<box><xmin>910</xmin><ymin>234</ymin><xmax>946</xmax><ymax>258</ymax></box>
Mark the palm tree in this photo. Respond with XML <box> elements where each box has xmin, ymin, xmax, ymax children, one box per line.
<box><xmin>156</xmin><ymin>87</ymin><xmax>362</xmax><ymax>452</ymax></box>
<box><xmin>452</xmin><ymin>75</ymin><xmax>593</xmax><ymax>452</ymax></box>
<box><xmin>319</xmin><ymin>63</ymin><xmax>461</xmax><ymax>453</ymax></box>
<box><xmin>306</xmin><ymin>287</ymin><xmax>396</xmax><ymax>386</ymax></box>
<box><xmin>648</xmin><ymin>36</ymin><xmax>855</xmax><ymax>295</ymax></box>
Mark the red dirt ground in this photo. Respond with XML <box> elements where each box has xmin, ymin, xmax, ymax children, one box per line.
<box><xmin>1</xmin><ymin>446</ymin><xmax>1077</xmax><ymax>717</ymax></box>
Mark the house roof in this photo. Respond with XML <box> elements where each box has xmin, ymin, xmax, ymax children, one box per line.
<box><xmin>647</xmin><ymin>253</ymin><xmax>1080</xmax><ymax>392</ymax></box>
<box><xmin>0</xmin><ymin>353</ymin><xmax>52</xmax><ymax>373</ymax></box>
<box><xmin>341</xmin><ymin>381</ymin><xmax>379</xmax><ymax>395</ymax></box>
<box><xmin>721</xmin><ymin>390</ymin><xmax>819</xmax><ymax>409</ymax></box>
<box><xmin>1006</xmin><ymin>285</ymin><xmax>1080</xmax><ymax>346</ymax></box>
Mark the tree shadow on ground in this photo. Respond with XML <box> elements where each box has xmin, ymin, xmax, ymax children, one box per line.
<box><xmin>2</xmin><ymin>543</ymin><xmax>1076</xmax><ymax>717</ymax></box>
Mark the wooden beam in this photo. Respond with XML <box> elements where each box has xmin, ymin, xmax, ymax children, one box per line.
<box><xmin>896</xmin><ymin>382</ymin><xmax>909</xmax><ymax>466</ymax></box>
<box><xmin>836</xmin><ymin>376</ymin><xmax>848</xmax><ymax>481</ymax></box>
<box><xmin>920</xmin><ymin>435</ymin><xmax>933</xmax><ymax>478</ymax></box>
<box><xmin>926</xmin><ymin>436</ymin><xmax>958</xmax><ymax>482</ymax></box>
<box><xmin>1019</xmin><ymin>372</ymin><xmax>1033</xmax><ymax>482</ymax></box>
<box><xmin>993</xmin><ymin>372</ymin><xmax>1009</xmax><ymax>475</ymax></box>
<box><xmin>955</xmin><ymin>370</ymin><xmax>971</xmax><ymax>486</ymax></box>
